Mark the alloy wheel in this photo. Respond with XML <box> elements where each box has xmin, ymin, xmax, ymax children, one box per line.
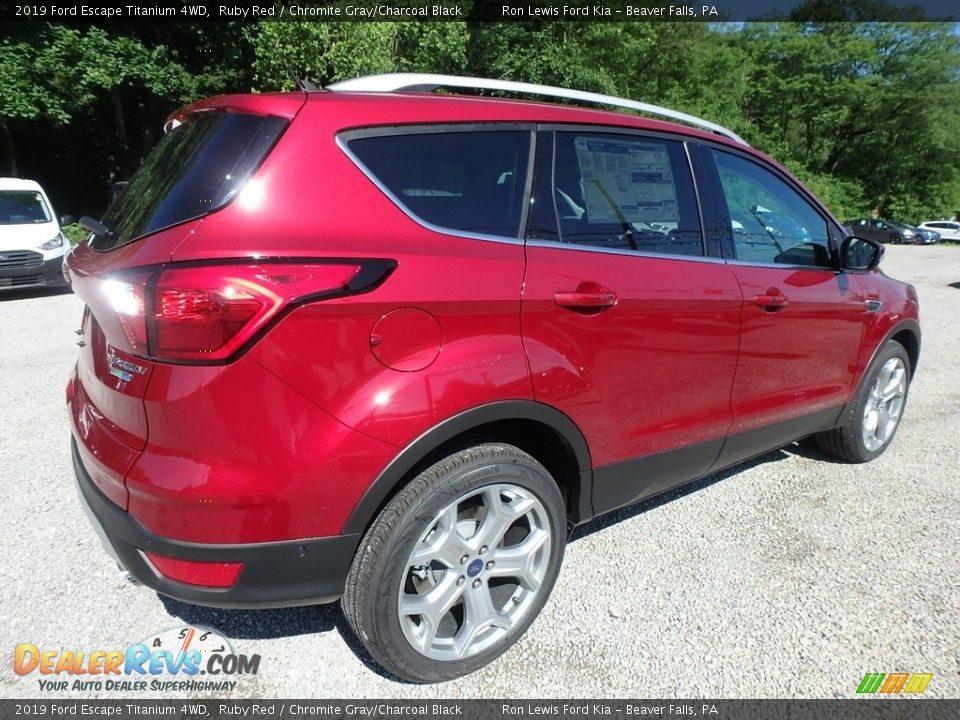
<box><xmin>862</xmin><ymin>356</ymin><xmax>907</xmax><ymax>452</ymax></box>
<box><xmin>397</xmin><ymin>483</ymin><xmax>552</xmax><ymax>661</ymax></box>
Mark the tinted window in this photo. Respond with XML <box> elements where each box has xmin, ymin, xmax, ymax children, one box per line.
<box><xmin>95</xmin><ymin>112</ymin><xmax>287</xmax><ymax>250</ymax></box>
<box><xmin>713</xmin><ymin>151</ymin><xmax>831</xmax><ymax>267</ymax></box>
<box><xmin>0</xmin><ymin>191</ymin><xmax>51</xmax><ymax>225</ymax></box>
<box><xmin>347</xmin><ymin>131</ymin><xmax>531</xmax><ymax>238</ymax></box>
<box><xmin>541</xmin><ymin>132</ymin><xmax>703</xmax><ymax>256</ymax></box>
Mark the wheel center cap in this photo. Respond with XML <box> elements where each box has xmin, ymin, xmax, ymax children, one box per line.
<box><xmin>466</xmin><ymin>558</ymin><xmax>484</xmax><ymax>577</ymax></box>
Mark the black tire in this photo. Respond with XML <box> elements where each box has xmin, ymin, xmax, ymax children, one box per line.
<box><xmin>891</xmin><ymin>234</ymin><xmax>903</xmax><ymax>245</ymax></box>
<box><xmin>813</xmin><ymin>341</ymin><xmax>911</xmax><ymax>463</ymax></box>
<box><xmin>341</xmin><ymin>443</ymin><xmax>567</xmax><ymax>683</ymax></box>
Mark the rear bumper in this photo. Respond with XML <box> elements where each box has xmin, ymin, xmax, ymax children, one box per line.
<box><xmin>72</xmin><ymin>438</ymin><xmax>359</xmax><ymax>608</ymax></box>
<box><xmin>0</xmin><ymin>253</ymin><xmax>68</xmax><ymax>290</ymax></box>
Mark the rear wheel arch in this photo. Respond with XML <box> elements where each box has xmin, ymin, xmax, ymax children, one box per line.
<box><xmin>341</xmin><ymin>401</ymin><xmax>593</xmax><ymax>536</ymax></box>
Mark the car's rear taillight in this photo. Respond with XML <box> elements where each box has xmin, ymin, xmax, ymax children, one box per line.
<box><xmin>149</xmin><ymin>263</ymin><xmax>361</xmax><ymax>362</ymax></box>
<box><xmin>96</xmin><ymin>261</ymin><xmax>390</xmax><ymax>363</ymax></box>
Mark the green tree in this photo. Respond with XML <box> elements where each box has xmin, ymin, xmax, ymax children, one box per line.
<box><xmin>739</xmin><ymin>22</ymin><xmax>960</xmax><ymax>219</ymax></box>
<box><xmin>0</xmin><ymin>26</ymin><xmax>69</xmax><ymax>175</ymax></box>
<box><xmin>469</xmin><ymin>23</ymin><xmax>657</xmax><ymax>96</ymax></box>
<box><xmin>251</xmin><ymin>23</ymin><xmax>469</xmax><ymax>89</ymax></box>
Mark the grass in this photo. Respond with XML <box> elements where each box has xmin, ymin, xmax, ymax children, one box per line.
<box><xmin>62</xmin><ymin>223</ymin><xmax>89</xmax><ymax>246</ymax></box>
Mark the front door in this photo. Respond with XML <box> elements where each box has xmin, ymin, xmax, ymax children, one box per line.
<box><xmin>706</xmin><ymin>147</ymin><xmax>867</xmax><ymax>465</ymax></box>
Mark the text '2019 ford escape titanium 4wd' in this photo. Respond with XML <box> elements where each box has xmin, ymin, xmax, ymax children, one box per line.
<box><xmin>66</xmin><ymin>74</ymin><xmax>920</xmax><ymax>683</ymax></box>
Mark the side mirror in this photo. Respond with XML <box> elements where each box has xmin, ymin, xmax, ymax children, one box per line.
<box><xmin>841</xmin><ymin>235</ymin><xmax>884</xmax><ymax>271</ymax></box>
<box><xmin>60</xmin><ymin>214</ymin><xmax>75</xmax><ymax>227</ymax></box>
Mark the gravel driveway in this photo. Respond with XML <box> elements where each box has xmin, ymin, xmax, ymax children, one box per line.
<box><xmin>2</xmin><ymin>245</ymin><xmax>958</xmax><ymax>699</ymax></box>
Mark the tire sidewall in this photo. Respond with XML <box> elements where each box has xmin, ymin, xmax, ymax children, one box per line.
<box><xmin>358</xmin><ymin>446</ymin><xmax>566</xmax><ymax>683</ymax></box>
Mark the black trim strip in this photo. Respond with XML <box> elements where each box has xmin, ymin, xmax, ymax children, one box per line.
<box><xmin>711</xmin><ymin>406</ymin><xmax>842</xmax><ymax>472</ymax></box>
<box><xmin>590</xmin><ymin>406</ymin><xmax>844</xmax><ymax>519</ymax></box>
<box><xmin>592</xmin><ymin>438</ymin><xmax>724</xmax><ymax>517</ymax></box>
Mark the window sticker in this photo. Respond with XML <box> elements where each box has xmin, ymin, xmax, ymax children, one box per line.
<box><xmin>573</xmin><ymin>137</ymin><xmax>679</xmax><ymax>225</ymax></box>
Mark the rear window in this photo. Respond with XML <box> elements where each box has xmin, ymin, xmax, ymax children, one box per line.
<box><xmin>94</xmin><ymin>112</ymin><xmax>287</xmax><ymax>250</ymax></box>
<box><xmin>0</xmin><ymin>191</ymin><xmax>51</xmax><ymax>225</ymax></box>
<box><xmin>345</xmin><ymin>130</ymin><xmax>531</xmax><ymax>239</ymax></box>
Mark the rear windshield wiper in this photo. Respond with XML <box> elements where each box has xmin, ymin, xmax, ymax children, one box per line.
<box><xmin>79</xmin><ymin>216</ymin><xmax>114</xmax><ymax>238</ymax></box>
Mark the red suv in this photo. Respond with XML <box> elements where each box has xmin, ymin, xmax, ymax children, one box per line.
<box><xmin>66</xmin><ymin>74</ymin><xmax>920</xmax><ymax>683</ymax></box>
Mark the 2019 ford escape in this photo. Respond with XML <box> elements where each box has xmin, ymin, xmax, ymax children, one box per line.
<box><xmin>66</xmin><ymin>74</ymin><xmax>920</xmax><ymax>683</ymax></box>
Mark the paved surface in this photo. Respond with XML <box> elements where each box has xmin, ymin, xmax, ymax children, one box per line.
<box><xmin>1</xmin><ymin>245</ymin><xmax>958</xmax><ymax>699</ymax></box>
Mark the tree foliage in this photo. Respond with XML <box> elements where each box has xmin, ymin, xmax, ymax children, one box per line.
<box><xmin>251</xmin><ymin>22</ymin><xmax>469</xmax><ymax>88</ymax></box>
<box><xmin>1</xmin><ymin>18</ymin><xmax>958</xmax><ymax>221</ymax></box>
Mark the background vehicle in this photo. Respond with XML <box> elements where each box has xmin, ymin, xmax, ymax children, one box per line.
<box><xmin>0</xmin><ymin>178</ymin><xmax>71</xmax><ymax>291</ymax></box>
<box><xmin>918</xmin><ymin>220</ymin><xmax>960</xmax><ymax>241</ymax></box>
<box><xmin>846</xmin><ymin>218</ymin><xmax>918</xmax><ymax>244</ymax></box>
<box><xmin>65</xmin><ymin>74</ymin><xmax>920</xmax><ymax>683</ymax></box>
<box><xmin>913</xmin><ymin>227</ymin><xmax>940</xmax><ymax>244</ymax></box>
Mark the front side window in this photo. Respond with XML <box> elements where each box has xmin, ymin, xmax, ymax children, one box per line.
<box><xmin>543</xmin><ymin>132</ymin><xmax>703</xmax><ymax>256</ymax></box>
<box><xmin>0</xmin><ymin>191</ymin><xmax>51</xmax><ymax>225</ymax></box>
<box><xmin>713</xmin><ymin>150</ymin><xmax>832</xmax><ymax>268</ymax></box>
<box><xmin>346</xmin><ymin>130</ymin><xmax>531</xmax><ymax>238</ymax></box>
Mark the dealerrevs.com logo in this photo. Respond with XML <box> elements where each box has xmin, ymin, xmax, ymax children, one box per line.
<box><xmin>14</xmin><ymin>626</ymin><xmax>260</xmax><ymax>693</ymax></box>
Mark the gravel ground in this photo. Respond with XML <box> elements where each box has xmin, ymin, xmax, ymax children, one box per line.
<box><xmin>1</xmin><ymin>245</ymin><xmax>958</xmax><ymax>699</ymax></box>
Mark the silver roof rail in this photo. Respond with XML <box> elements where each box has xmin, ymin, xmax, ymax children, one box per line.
<box><xmin>326</xmin><ymin>73</ymin><xmax>748</xmax><ymax>146</ymax></box>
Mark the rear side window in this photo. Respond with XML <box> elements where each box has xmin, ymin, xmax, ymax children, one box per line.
<box><xmin>542</xmin><ymin>132</ymin><xmax>704</xmax><ymax>256</ymax></box>
<box><xmin>345</xmin><ymin>130</ymin><xmax>531</xmax><ymax>238</ymax></box>
<box><xmin>95</xmin><ymin>112</ymin><xmax>287</xmax><ymax>250</ymax></box>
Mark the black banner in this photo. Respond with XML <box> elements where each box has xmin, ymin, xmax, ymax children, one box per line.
<box><xmin>1</xmin><ymin>0</ymin><xmax>958</xmax><ymax>23</ymax></box>
<box><xmin>0</xmin><ymin>700</ymin><xmax>958</xmax><ymax>720</ymax></box>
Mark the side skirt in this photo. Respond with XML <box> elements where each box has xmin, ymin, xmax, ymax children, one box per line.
<box><xmin>590</xmin><ymin>406</ymin><xmax>842</xmax><ymax>519</ymax></box>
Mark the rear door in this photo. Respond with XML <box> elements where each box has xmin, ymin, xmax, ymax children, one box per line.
<box><xmin>521</xmin><ymin>128</ymin><xmax>743</xmax><ymax>515</ymax></box>
<box><xmin>703</xmin><ymin>146</ymin><xmax>867</xmax><ymax>466</ymax></box>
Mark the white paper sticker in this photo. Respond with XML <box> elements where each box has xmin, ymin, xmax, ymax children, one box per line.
<box><xmin>574</xmin><ymin>137</ymin><xmax>679</xmax><ymax>225</ymax></box>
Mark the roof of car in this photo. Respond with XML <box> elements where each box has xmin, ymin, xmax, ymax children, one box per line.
<box><xmin>172</xmin><ymin>78</ymin><xmax>750</xmax><ymax>153</ymax></box>
<box><xmin>303</xmin><ymin>90</ymin><xmax>749</xmax><ymax>149</ymax></box>
<box><xmin>0</xmin><ymin>177</ymin><xmax>44</xmax><ymax>192</ymax></box>
<box><xmin>326</xmin><ymin>73</ymin><xmax>749</xmax><ymax>145</ymax></box>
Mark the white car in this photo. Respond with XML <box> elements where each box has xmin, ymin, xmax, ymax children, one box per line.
<box><xmin>0</xmin><ymin>177</ymin><xmax>71</xmax><ymax>291</ymax></box>
<box><xmin>918</xmin><ymin>220</ymin><xmax>960</xmax><ymax>242</ymax></box>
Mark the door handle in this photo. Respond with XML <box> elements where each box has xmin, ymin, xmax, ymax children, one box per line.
<box><xmin>554</xmin><ymin>290</ymin><xmax>618</xmax><ymax>310</ymax></box>
<box><xmin>753</xmin><ymin>290</ymin><xmax>789</xmax><ymax>311</ymax></box>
